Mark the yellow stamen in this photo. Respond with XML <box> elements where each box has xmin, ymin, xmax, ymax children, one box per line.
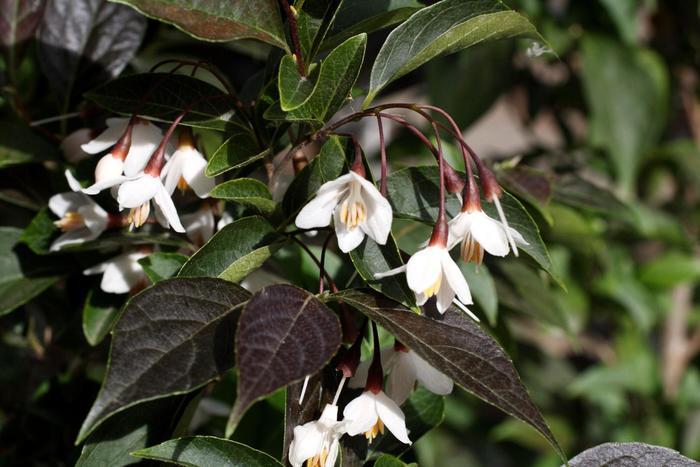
<box><xmin>306</xmin><ymin>448</ymin><xmax>328</xmax><ymax>467</ymax></box>
<box><xmin>177</xmin><ymin>175</ymin><xmax>189</xmax><ymax>191</ymax></box>
<box><xmin>364</xmin><ymin>418</ymin><xmax>384</xmax><ymax>443</ymax></box>
<box><xmin>423</xmin><ymin>274</ymin><xmax>442</xmax><ymax>298</ymax></box>
<box><xmin>54</xmin><ymin>211</ymin><xmax>85</xmax><ymax>232</ymax></box>
<box><xmin>461</xmin><ymin>233</ymin><xmax>484</xmax><ymax>265</ymax></box>
<box><xmin>127</xmin><ymin>203</ymin><xmax>150</xmax><ymax>230</ymax></box>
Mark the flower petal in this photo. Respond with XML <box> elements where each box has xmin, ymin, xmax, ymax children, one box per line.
<box><xmin>49</xmin><ymin>192</ymin><xmax>87</xmax><ymax>217</ymax></box>
<box><xmin>83</xmin><ymin>175</ymin><xmax>128</xmax><ymax>196</ymax></box>
<box><xmin>122</xmin><ymin>120</ymin><xmax>163</xmax><ymax>176</ymax></box>
<box><xmin>435</xmin><ymin>275</ymin><xmax>457</xmax><ymax>314</ymax></box>
<box><xmin>80</xmin><ymin>118</ymin><xmax>128</xmax><ymax>154</ymax></box>
<box><xmin>154</xmin><ymin>183</ymin><xmax>185</xmax><ymax>232</ymax></box>
<box><xmin>440</xmin><ymin>251</ymin><xmax>472</xmax><ymax>306</ymax></box>
<box><xmin>182</xmin><ymin>151</ymin><xmax>214</xmax><ymax>197</ymax></box>
<box><xmin>386</xmin><ymin>352</ymin><xmax>417</xmax><ymax>405</ymax></box>
<box><xmin>351</xmin><ymin>173</ymin><xmax>392</xmax><ymax>245</ymax></box>
<box><xmin>411</xmin><ymin>352</ymin><xmax>453</xmax><ymax>396</ymax></box>
<box><xmin>295</xmin><ymin>185</ymin><xmax>344</xmax><ymax>229</ymax></box>
<box><xmin>64</xmin><ymin>169</ymin><xmax>83</xmax><ymax>192</ymax></box>
<box><xmin>375</xmin><ymin>391</ymin><xmax>411</xmax><ymax>444</ymax></box>
<box><xmin>334</xmin><ymin>207</ymin><xmax>365</xmax><ymax>253</ymax></box>
<box><xmin>288</xmin><ymin>421</ymin><xmax>325</xmax><ymax>467</ymax></box>
<box><xmin>446</xmin><ymin>212</ymin><xmax>471</xmax><ymax>250</ymax></box>
<box><xmin>471</xmin><ymin>211</ymin><xmax>509</xmax><ymax>256</ymax></box>
<box><xmin>342</xmin><ymin>392</ymin><xmax>379</xmax><ymax>436</ymax></box>
<box><xmin>78</xmin><ymin>203</ymin><xmax>109</xmax><ymax>234</ymax></box>
<box><xmin>406</xmin><ymin>246</ymin><xmax>442</xmax><ymax>296</ymax></box>
<box><xmin>50</xmin><ymin>229</ymin><xmax>96</xmax><ymax>252</ymax></box>
<box><xmin>161</xmin><ymin>151</ymin><xmax>185</xmax><ymax>195</ymax></box>
<box><xmin>94</xmin><ymin>154</ymin><xmax>125</xmax><ymax>184</ymax></box>
<box><xmin>117</xmin><ymin>175</ymin><xmax>160</xmax><ymax>209</ymax></box>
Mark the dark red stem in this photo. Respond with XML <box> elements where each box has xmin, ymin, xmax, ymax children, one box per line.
<box><xmin>279</xmin><ymin>0</ymin><xmax>306</xmax><ymax>76</ymax></box>
<box><xmin>376</xmin><ymin>113</ymin><xmax>388</xmax><ymax>196</ymax></box>
<box><xmin>366</xmin><ymin>322</ymin><xmax>384</xmax><ymax>394</ymax></box>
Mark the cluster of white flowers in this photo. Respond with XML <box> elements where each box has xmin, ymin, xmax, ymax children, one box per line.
<box><xmin>289</xmin><ymin>341</ymin><xmax>450</xmax><ymax>467</ymax></box>
<box><xmin>50</xmin><ymin>116</ymin><xmax>225</xmax><ymax>295</ymax></box>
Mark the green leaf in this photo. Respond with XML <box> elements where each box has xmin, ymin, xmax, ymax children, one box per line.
<box><xmin>639</xmin><ymin>252</ymin><xmax>700</xmax><ymax>289</ymax></box>
<box><xmin>385</xmin><ymin>166</ymin><xmax>557</xmax><ymax>280</ymax></box>
<box><xmin>581</xmin><ymin>35</ymin><xmax>669</xmax><ymax>195</ymax></box>
<box><xmin>226</xmin><ymin>285</ymin><xmax>341</xmax><ymax>435</ymax></box>
<box><xmin>76</xmin><ymin>278</ymin><xmax>250</xmax><ymax>443</ymax></box>
<box><xmin>76</xmin><ymin>398</ymin><xmax>186</xmax><ymax>467</ymax></box>
<box><xmin>85</xmin><ymin>73</ymin><xmax>244</xmax><ymax>132</ymax></box>
<box><xmin>82</xmin><ymin>289</ymin><xmax>123</xmax><ymax>346</ymax></box>
<box><xmin>282</xmin><ymin>135</ymin><xmax>347</xmax><ymax>218</ymax></box>
<box><xmin>0</xmin><ymin>123</ymin><xmax>57</xmax><ymax>168</ymax></box>
<box><xmin>333</xmin><ymin>290</ymin><xmax>564</xmax><ymax>460</ymax></box>
<box><xmin>133</xmin><ymin>436</ymin><xmax>283</xmax><ymax>466</ymax></box>
<box><xmin>179</xmin><ymin>216</ymin><xmax>285</xmax><ymax>282</ymax></box>
<box><xmin>138</xmin><ymin>252</ymin><xmax>188</xmax><ymax>283</ymax></box>
<box><xmin>364</xmin><ymin>0</ymin><xmax>540</xmax><ymax>106</ymax></box>
<box><xmin>0</xmin><ymin>227</ymin><xmax>59</xmax><ymax>316</ymax></box>
<box><xmin>568</xmin><ymin>442</ymin><xmax>698</xmax><ymax>466</ymax></box>
<box><xmin>112</xmin><ymin>0</ymin><xmax>287</xmax><ymax>50</ymax></box>
<box><xmin>374</xmin><ymin>454</ymin><xmax>415</xmax><ymax>467</ymax></box>
<box><xmin>325</xmin><ymin>0</ymin><xmax>423</xmax><ymax>50</ymax></box>
<box><xmin>460</xmin><ymin>262</ymin><xmax>498</xmax><ymax>326</ymax></box>
<box><xmin>349</xmin><ymin>236</ymin><xmax>417</xmax><ymax>311</ymax></box>
<box><xmin>266</xmin><ymin>34</ymin><xmax>366</xmax><ymax>125</ymax></box>
<box><xmin>205</xmin><ymin>133</ymin><xmax>268</xmax><ymax>177</ymax></box>
<box><xmin>551</xmin><ymin>174</ymin><xmax>629</xmax><ymax>217</ymax></box>
<box><xmin>278</xmin><ymin>54</ymin><xmax>314</xmax><ymax>111</ymax></box>
<box><xmin>210</xmin><ymin>179</ymin><xmax>277</xmax><ymax>216</ymax></box>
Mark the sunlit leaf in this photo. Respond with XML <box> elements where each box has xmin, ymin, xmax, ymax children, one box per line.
<box><xmin>567</xmin><ymin>442</ymin><xmax>698</xmax><ymax>467</ymax></box>
<box><xmin>210</xmin><ymin>178</ymin><xmax>277</xmax><ymax>216</ymax></box>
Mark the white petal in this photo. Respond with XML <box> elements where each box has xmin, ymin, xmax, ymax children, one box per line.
<box><xmin>446</xmin><ymin>212</ymin><xmax>471</xmax><ymax>251</ymax></box>
<box><xmin>61</xmin><ymin>128</ymin><xmax>92</xmax><ymax>163</ymax></box>
<box><xmin>351</xmin><ymin>173</ymin><xmax>392</xmax><ymax>245</ymax></box>
<box><xmin>182</xmin><ymin>207</ymin><xmax>215</xmax><ymax>244</ymax></box>
<box><xmin>182</xmin><ymin>152</ymin><xmax>214</xmax><ymax>198</ymax></box>
<box><xmin>122</xmin><ymin>120</ymin><xmax>163</xmax><ymax>176</ymax></box>
<box><xmin>217</xmin><ymin>212</ymin><xmax>233</xmax><ymax>230</ymax></box>
<box><xmin>99</xmin><ymin>260</ymin><xmax>137</xmax><ymax>294</ymax></box>
<box><xmin>295</xmin><ymin>186</ymin><xmax>344</xmax><ymax>229</ymax></box>
<box><xmin>78</xmin><ymin>203</ymin><xmax>109</xmax><ymax>234</ymax></box>
<box><xmin>507</xmin><ymin>225</ymin><xmax>529</xmax><ymax>246</ymax></box>
<box><xmin>288</xmin><ymin>422</ymin><xmax>325</xmax><ymax>467</ymax></box>
<box><xmin>373</xmin><ymin>264</ymin><xmax>406</xmax><ymax>279</ymax></box>
<box><xmin>154</xmin><ymin>183</ymin><xmax>185</xmax><ymax>232</ymax></box>
<box><xmin>435</xmin><ymin>275</ymin><xmax>456</xmax><ymax>314</ymax></box>
<box><xmin>440</xmin><ymin>251</ymin><xmax>472</xmax><ymax>306</ymax></box>
<box><xmin>162</xmin><ymin>151</ymin><xmax>185</xmax><ymax>195</ymax></box>
<box><xmin>333</xmin><ymin>207</ymin><xmax>365</xmax><ymax>253</ymax></box>
<box><xmin>386</xmin><ymin>352</ymin><xmax>417</xmax><ymax>406</ymax></box>
<box><xmin>94</xmin><ymin>154</ymin><xmax>125</xmax><ymax>183</ymax></box>
<box><xmin>342</xmin><ymin>392</ymin><xmax>379</xmax><ymax>436</ymax></box>
<box><xmin>83</xmin><ymin>261</ymin><xmax>110</xmax><ymax>275</ymax></box>
<box><xmin>374</xmin><ymin>391</ymin><xmax>411</xmax><ymax>444</ymax></box>
<box><xmin>117</xmin><ymin>175</ymin><xmax>160</xmax><ymax>209</ymax></box>
<box><xmin>80</xmin><ymin>118</ymin><xmax>128</xmax><ymax>154</ymax></box>
<box><xmin>122</xmin><ymin>146</ymin><xmax>155</xmax><ymax>178</ymax></box>
<box><xmin>83</xmin><ymin>175</ymin><xmax>127</xmax><ymax>195</ymax></box>
<box><xmin>471</xmin><ymin>211</ymin><xmax>509</xmax><ymax>256</ymax></box>
<box><xmin>411</xmin><ymin>352</ymin><xmax>453</xmax><ymax>396</ymax></box>
<box><xmin>49</xmin><ymin>192</ymin><xmax>87</xmax><ymax>217</ymax></box>
<box><xmin>324</xmin><ymin>438</ymin><xmax>340</xmax><ymax>467</ymax></box>
<box><xmin>153</xmin><ymin>202</ymin><xmax>170</xmax><ymax>229</ymax></box>
<box><xmin>406</xmin><ymin>246</ymin><xmax>442</xmax><ymax>295</ymax></box>
<box><xmin>50</xmin><ymin>229</ymin><xmax>95</xmax><ymax>251</ymax></box>
<box><xmin>64</xmin><ymin>169</ymin><xmax>83</xmax><ymax>192</ymax></box>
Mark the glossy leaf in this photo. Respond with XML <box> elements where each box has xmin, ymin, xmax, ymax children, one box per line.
<box><xmin>138</xmin><ymin>252</ymin><xmax>188</xmax><ymax>283</ymax></box>
<box><xmin>210</xmin><ymin>179</ymin><xmax>277</xmax><ymax>216</ymax></box>
<box><xmin>113</xmin><ymin>0</ymin><xmax>287</xmax><ymax>49</ymax></box>
<box><xmin>374</xmin><ymin>454</ymin><xmax>415</xmax><ymax>467</ymax></box>
<box><xmin>77</xmin><ymin>278</ymin><xmax>250</xmax><ymax>443</ymax></box>
<box><xmin>567</xmin><ymin>442</ymin><xmax>699</xmax><ymax>467</ymax></box>
<box><xmin>206</xmin><ymin>133</ymin><xmax>268</xmax><ymax>177</ymax></box>
<box><xmin>365</xmin><ymin>0</ymin><xmax>540</xmax><ymax>105</ymax></box>
<box><xmin>0</xmin><ymin>0</ymin><xmax>45</xmax><ymax>48</ymax></box>
<box><xmin>0</xmin><ymin>227</ymin><xmax>59</xmax><ymax>316</ymax></box>
<box><xmin>333</xmin><ymin>290</ymin><xmax>564</xmax><ymax>460</ymax></box>
<box><xmin>37</xmin><ymin>0</ymin><xmax>146</xmax><ymax>105</ymax></box>
<box><xmin>282</xmin><ymin>135</ymin><xmax>347</xmax><ymax>218</ymax></box>
<box><xmin>133</xmin><ymin>436</ymin><xmax>283</xmax><ymax>466</ymax></box>
<box><xmin>85</xmin><ymin>73</ymin><xmax>243</xmax><ymax>132</ymax></box>
<box><xmin>0</xmin><ymin>123</ymin><xmax>57</xmax><ymax>168</ymax></box>
<box><xmin>385</xmin><ymin>166</ymin><xmax>556</xmax><ymax>279</ymax></box>
<box><xmin>552</xmin><ymin>173</ymin><xmax>629</xmax><ymax>217</ymax></box>
<box><xmin>82</xmin><ymin>289</ymin><xmax>123</xmax><ymax>346</ymax></box>
<box><xmin>581</xmin><ymin>35</ymin><xmax>669</xmax><ymax>195</ymax></box>
<box><xmin>226</xmin><ymin>284</ymin><xmax>341</xmax><ymax>435</ymax></box>
<box><xmin>178</xmin><ymin>216</ymin><xmax>284</xmax><ymax>282</ymax></box>
<box><xmin>267</xmin><ymin>34</ymin><xmax>366</xmax><ymax>125</ymax></box>
<box><xmin>278</xmin><ymin>54</ymin><xmax>314</xmax><ymax>111</ymax></box>
<box><xmin>325</xmin><ymin>0</ymin><xmax>422</xmax><ymax>50</ymax></box>
<box><xmin>460</xmin><ymin>262</ymin><xmax>498</xmax><ymax>326</ymax></box>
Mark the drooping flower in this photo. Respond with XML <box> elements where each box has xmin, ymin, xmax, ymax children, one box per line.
<box><xmin>447</xmin><ymin>208</ymin><xmax>528</xmax><ymax>264</ymax></box>
<box><xmin>162</xmin><ymin>129</ymin><xmax>214</xmax><ymax>198</ymax></box>
<box><xmin>119</xmin><ymin>173</ymin><xmax>185</xmax><ymax>232</ymax></box>
<box><xmin>83</xmin><ymin>251</ymin><xmax>148</xmax><ymax>294</ymax></box>
<box><xmin>405</xmin><ymin>244</ymin><xmax>472</xmax><ymax>314</ymax></box>
<box><xmin>181</xmin><ymin>203</ymin><xmax>216</xmax><ymax>245</ymax></box>
<box><xmin>295</xmin><ymin>170</ymin><xmax>392</xmax><ymax>253</ymax></box>
<box><xmin>48</xmin><ymin>170</ymin><xmax>110</xmax><ymax>251</ymax></box>
<box><xmin>81</xmin><ymin>117</ymin><xmax>163</xmax><ymax>178</ymax></box>
<box><xmin>288</xmin><ymin>404</ymin><xmax>344</xmax><ymax>467</ymax></box>
<box><xmin>60</xmin><ymin>128</ymin><xmax>94</xmax><ymax>163</ymax></box>
<box><xmin>343</xmin><ymin>389</ymin><xmax>411</xmax><ymax>445</ymax></box>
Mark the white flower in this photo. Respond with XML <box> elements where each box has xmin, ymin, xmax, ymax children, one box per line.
<box><xmin>343</xmin><ymin>390</ymin><xmax>411</xmax><ymax>445</ymax></box>
<box><xmin>48</xmin><ymin>170</ymin><xmax>109</xmax><ymax>251</ymax></box>
<box><xmin>406</xmin><ymin>245</ymin><xmax>472</xmax><ymax>314</ymax></box>
<box><xmin>117</xmin><ymin>174</ymin><xmax>185</xmax><ymax>232</ymax></box>
<box><xmin>60</xmin><ymin>128</ymin><xmax>93</xmax><ymax>163</ymax></box>
<box><xmin>83</xmin><ymin>251</ymin><xmax>148</xmax><ymax>294</ymax></box>
<box><xmin>385</xmin><ymin>348</ymin><xmax>453</xmax><ymax>405</ymax></box>
<box><xmin>81</xmin><ymin>117</ymin><xmax>163</xmax><ymax>177</ymax></box>
<box><xmin>217</xmin><ymin>211</ymin><xmax>233</xmax><ymax>231</ymax></box>
<box><xmin>295</xmin><ymin>171</ymin><xmax>392</xmax><ymax>253</ymax></box>
<box><xmin>181</xmin><ymin>204</ymin><xmax>215</xmax><ymax>245</ymax></box>
<box><xmin>162</xmin><ymin>145</ymin><xmax>214</xmax><ymax>198</ymax></box>
<box><xmin>289</xmin><ymin>404</ymin><xmax>344</xmax><ymax>467</ymax></box>
<box><xmin>348</xmin><ymin>346</ymin><xmax>453</xmax><ymax>406</ymax></box>
<box><xmin>447</xmin><ymin>209</ymin><xmax>527</xmax><ymax>264</ymax></box>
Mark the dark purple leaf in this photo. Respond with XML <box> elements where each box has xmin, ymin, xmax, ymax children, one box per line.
<box><xmin>0</xmin><ymin>0</ymin><xmax>45</xmax><ymax>52</ymax></box>
<box><xmin>568</xmin><ymin>442</ymin><xmax>699</xmax><ymax>467</ymax></box>
<box><xmin>332</xmin><ymin>289</ymin><xmax>565</xmax><ymax>460</ymax></box>
<box><xmin>226</xmin><ymin>284</ymin><xmax>342</xmax><ymax>436</ymax></box>
<box><xmin>77</xmin><ymin>277</ymin><xmax>250</xmax><ymax>444</ymax></box>
<box><xmin>37</xmin><ymin>0</ymin><xmax>146</xmax><ymax>105</ymax></box>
